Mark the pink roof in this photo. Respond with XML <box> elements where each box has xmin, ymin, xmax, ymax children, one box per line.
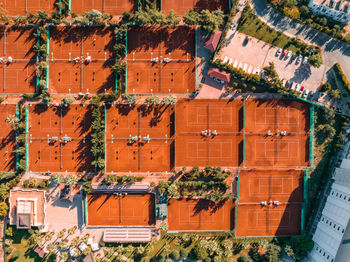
<box><xmin>204</xmin><ymin>31</ymin><xmax>222</xmax><ymax>52</ymax></box>
<box><xmin>207</xmin><ymin>68</ymin><xmax>231</xmax><ymax>82</ymax></box>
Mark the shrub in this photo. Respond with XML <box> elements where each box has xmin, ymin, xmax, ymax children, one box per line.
<box><xmin>0</xmin><ymin>97</ymin><xmax>4</xmax><ymax>103</ymax></box>
<box><xmin>237</xmin><ymin>255</ymin><xmax>249</xmax><ymax>262</ymax></box>
<box><xmin>180</xmin><ymin>248</ymin><xmax>189</xmax><ymax>258</ymax></box>
<box><xmin>320</xmin><ymin>82</ymin><xmax>331</xmax><ymax>92</ymax></box>
<box><xmin>171</xmin><ymin>250</ymin><xmax>180</xmax><ymax>259</ymax></box>
<box><xmin>61</xmin><ymin>96</ymin><xmax>75</xmax><ymax>106</ymax></box>
<box><xmin>333</xmin><ymin>63</ymin><xmax>350</xmax><ymax>94</ymax></box>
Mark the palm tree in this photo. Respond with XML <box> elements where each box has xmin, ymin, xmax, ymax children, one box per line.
<box><xmin>60</xmin><ymin>252</ymin><xmax>68</xmax><ymax>261</ymax></box>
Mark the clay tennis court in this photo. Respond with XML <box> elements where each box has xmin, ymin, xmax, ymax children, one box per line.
<box><xmin>245</xmin><ymin>99</ymin><xmax>310</xmax><ymax>133</ymax></box>
<box><xmin>71</xmin><ymin>0</ymin><xmax>138</xmax><ymax>15</ymax></box>
<box><xmin>167</xmin><ymin>198</ymin><xmax>235</xmax><ymax>231</ymax></box>
<box><xmin>127</xmin><ymin>26</ymin><xmax>196</xmax><ymax>94</ymax></box>
<box><xmin>106</xmin><ymin>104</ymin><xmax>175</xmax><ymax>172</ymax></box>
<box><xmin>0</xmin><ymin>28</ymin><xmax>36</xmax><ymax>94</ymax></box>
<box><xmin>87</xmin><ymin>193</ymin><xmax>155</xmax><ymax>226</ymax></box>
<box><xmin>236</xmin><ymin>204</ymin><xmax>301</xmax><ymax>236</ymax></box>
<box><xmin>0</xmin><ymin>104</ymin><xmax>16</xmax><ymax>172</ymax></box>
<box><xmin>49</xmin><ymin>27</ymin><xmax>115</xmax><ymax>94</ymax></box>
<box><xmin>245</xmin><ymin>134</ymin><xmax>310</xmax><ymax>168</ymax></box>
<box><xmin>176</xmin><ymin>99</ymin><xmax>243</xmax><ymax>133</ymax></box>
<box><xmin>161</xmin><ymin>0</ymin><xmax>229</xmax><ymax>15</ymax></box>
<box><xmin>27</xmin><ymin>104</ymin><xmax>93</xmax><ymax>172</ymax></box>
<box><xmin>238</xmin><ymin>170</ymin><xmax>304</xmax><ymax>203</ymax></box>
<box><xmin>106</xmin><ymin>104</ymin><xmax>174</xmax><ymax>139</ymax></box>
<box><xmin>106</xmin><ymin>139</ymin><xmax>174</xmax><ymax>172</ymax></box>
<box><xmin>175</xmin><ymin>99</ymin><xmax>243</xmax><ymax>167</ymax></box>
<box><xmin>0</xmin><ymin>0</ymin><xmax>56</xmax><ymax>16</ymax></box>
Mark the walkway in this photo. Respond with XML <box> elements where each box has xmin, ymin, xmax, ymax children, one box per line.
<box><xmin>250</xmin><ymin>0</ymin><xmax>350</xmax><ymax>78</ymax></box>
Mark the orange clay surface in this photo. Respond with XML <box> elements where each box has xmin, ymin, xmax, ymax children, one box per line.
<box><xmin>0</xmin><ymin>104</ymin><xmax>16</xmax><ymax>171</ymax></box>
<box><xmin>161</xmin><ymin>0</ymin><xmax>229</xmax><ymax>15</ymax></box>
<box><xmin>0</xmin><ymin>0</ymin><xmax>56</xmax><ymax>15</ymax></box>
<box><xmin>27</xmin><ymin>104</ymin><xmax>94</xmax><ymax>172</ymax></box>
<box><xmin>236</xmin><ymin>204</ymin><xmax>302</xmax><ymax>236</ymax></box>
<box><xmin>244</xmin><ymin>99</ymin><xmax>310</xmax><ymax>133</ymax></box>
<box><xmin>127</xmin><ymin>26</ymin><xmax>196</xmax><ymax>94</ymax></box>
<box><xmin>238</xmin><ymin>170</ymin><xmax>304</xmax><ymax>203</ymax></box>
<box><xmin>167</xmin><ymin>198</ymin><xmax>235</xmax><ymax>231</ymax></box>
<box><xmin>49</xmin><ymin>27</ymin><xmax>115</xmax><ymax>94</ymax></box>
<box><xmin>87</xmin><ymin>193</ymin><xmax>155</xmax><ymax>226</ymax></box>
<box><xmin>175</xmin><ymin>99</ymin><xmax>243</xmax><ymax>167</ymax></box>
<box><xmin>71</xmin><ymin>0</ymin><xmax>137</xmax><ymax>15</ymax></box>
<box><xmin>106</xmin><ymin>104</ymin><xmax>175</xmax><ymax>172</ymax></box>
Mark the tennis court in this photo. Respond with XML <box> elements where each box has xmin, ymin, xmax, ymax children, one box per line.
<box><xmin>161</xmin><ymin>0</ymin><xmax>229</xmax><ymax>15</ymax></box>
<box><xmin>87</xmin><ymin>193</ymin><xmax>155</xmax><ymax>226</ymax></box>
<box><xmin>167</xmin><ymin>198</ymin><xmax>235</xmax><ymax>231</ymax></box>
<box><xmin>126</xmin><ymin>26</ymin><xmax>196</xmax><ymax>94</ymax></box>
<box><xmin>27</xmin><ymin>104</ymin><xmax>93</xmax><ymax>173</ymax></box>
<box><xmin>0</xmin><ymin>0</ymin><xmax>56</xmax><ymax>15</ymax></box>
<box><xmin>236</xmin><ymin>204</ymin><xmax>301</xmax><ymax>236</ymax></box>
<box><xmin>49</xmin><ymin>26</ymin><xmax>115</xmax><ymax>94</ymax></box>
<box><xmin>106</xmin><ymin>104</ymin><xmax>175</xmax><ymax>172</ymax></box>
<box><xmin>176</xmin><ymin>134</ymin><xmax>243</xmax><ymax>167</ymax></box>
<box><xmin>245</xmin><ymin>134</ymin><xmax>310</xmax><ymax>168</ymax></box>
<box><xmin>71</xmin><ymin>0</ymin><xmax>138</xmax><ymax>15</ymax></box>
<box><xmin>0</xmin><ymin>28</ymin><xmax>36</xmax><ymax>94</ymax></box>
<box><xmin>238</xmin><ymin>170</ymin><xmax>304</xmax><ymax>203</ymax></box>
<box><xmin>175</xmin><ymin>99</ymin><xmax>243</xmax><ymax>167</ymax></box>
<box><xmin>0</xmin><ymin>104</ymin><xmax>16</xmax><ymax>172</ymax></box>
<box><xmin>176</xmin><ymin>99</ymin><xmax>243</xmax><ymax>133</ymax></box>
<box><xmin>245</xmin><ymin>99</ymin><xmax>310</xmax><ymax>133</ymax></box>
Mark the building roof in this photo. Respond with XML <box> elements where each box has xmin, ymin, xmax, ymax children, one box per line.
<box><xmin>9</xmin><ymin>189</ymin><xmax>46</xmax><ymax>228</ymax></box>
<box><xmin>204</xmin><ymin>31</ymin><xmax>222</xmax><ymax>52</ymax></box>
<box><xmin>207</xmin><ymin>68</ymin><xmax>231</xmax><ymax>82</ymax></box>
<box><xmin>312</xmin><ymin>0</ymin><xmax>350</xmax><ymax>13</ymax></box>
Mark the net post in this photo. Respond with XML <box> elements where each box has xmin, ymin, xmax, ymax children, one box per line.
<box><xmin>104</xmin><ymin>103</ymin><xmax>107</xmax><ymax>173</ymax></box>
<box><xmin>310</xmin><ymin>104</ymin><xmax>314</xmax><ymax>168</ymax></box>
<box><xmin>25</xmin><ymin>105</ymin><xmax>29</xmax><ymax>172</ymax></box>
<box><xmin>46</xmin><ymin>26</ymin><xmax>50</xmax><ymax>91</ymax></box>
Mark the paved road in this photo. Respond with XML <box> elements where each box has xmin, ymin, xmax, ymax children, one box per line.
<box><xmin>251</xmin><ymin>0</ymin><xmax>350</xmax><ymax>78</ymax></box>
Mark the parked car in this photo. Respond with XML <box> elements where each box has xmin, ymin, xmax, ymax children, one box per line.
<box><xmin>282</xmin><ymin>49</ymin><xmax>287</xmax><ymax>57</ymax></box>
<box><xmin>295</xmin><ymin>84</ymin><xmax>301</xmax><ymax>93</ymax></box>
<box><xmin>308</xmin><ymin>91</ymin><xmax>314</xmax><ymax>99</ymax></box>
<box><xmin>303</xmin><ymin>56</ymin><xmax>308</xmax><ymax>65</ymax></box>
<box><xmin>300</xmin><ymin>86</ymin><xmax>305</xmax><ymax>92</ymax></box>
<box><xmin>296</xmin><ymin>55</ymin><xmax>303</xmax><ymax>64</ymax></box>
<box><xmin>286</xmin><ymin>80</ymin><xmax>292</xmax><ymax>88</ymax></box>
<box><xmin>286</xmin><ymin>50</ymin><xmax>292</xmax><ymax>58</ymax></box>
<box><xmin>276</xmin><ymin>48</ymin><xmax>282</xmax><ymax>56</ymax></box>
<box><xmin>292</xmin><ymin>53</ymin><xmax>298</xmax><ymax>60</ymax></box>
<box><xmin>302</xmin><ymin>89</ymin><xmax>309</xmax><ymax>98</ymax></box>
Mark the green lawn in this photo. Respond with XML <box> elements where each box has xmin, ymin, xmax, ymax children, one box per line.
<box><xmin>238</xmin><ymin>6</ymin><xmax>310</xmax><ymax>55</ymax></box>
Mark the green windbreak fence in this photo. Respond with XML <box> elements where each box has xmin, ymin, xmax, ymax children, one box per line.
<box><xmin>68</xmin><ymin>0</ymin><xmax>71</xmax><ymax>12</ymax></box>
<box><xmin>301</xmin><ymin>170</ymin><xmax>308</xmax><ymax>234</ymax></box>
<box><xmin>242</xmin><ymin>102</ymin><xmax>245</xmax><ymax>166</ymax></box>
<box><xmin>237</xmin><ymin>176</ymin><xmax>239</xmax><ymax>200</ymax></box>
<box><xmin>36</xmin><ymin>29</ymin><xmax>40</xmax><ymax>90</ymax></box>
<box><xmin>46</xmin><ymin>27</ymin><xmax>50</xmax><ymax>90</ymax></box>
<box><xmin>195</xmin><ymin>27</ymin><xmax>198</xmax><ymax>91</ymax></box>
<box><xmin>310</xmin><ymin>104</ymin><xmax>314</xmax><ymax>167</ymax></box>
<box><xmin>125</xmin><ymin>29</ymin><xmax>128</xmax><ymax>93</ymax></box>
<box><xmin>234</xmin><ymin>206</ymin><xmax>237</xmax><ymax>231</ymax></box>
<box><xmin>25</xmin><ymin>106</ymin><xmax>29</xmax><ymax>172</ymax></box>
<box><xmin>15</xmin><ymin>104</ymin><xmax>20</xmax><ymax>169</ymax></box>
<box><xmin>84</xmin><ymin>194</ymin><xmax>88</xmax><ymax>225</ymax></box>
<box><xmin>104</xmin><ymin>104</ymin><xmax>107</xmax><ymax>173</ymax></box>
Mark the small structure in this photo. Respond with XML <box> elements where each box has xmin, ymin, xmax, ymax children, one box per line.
<box><xmin>204</xmin><ymin>31</ymin><xmax>222</xmax><ymax>52</ymax></box>
<box><xmin>34</xmin><ymin>245</ymin><xmax>47</xmax><ymax>258</ymax></box>
<box><xmin>59</xmin><ymin>185</ymin><xmax>75</xmax><ymax>203</ymax></box>
<box><xmin>308</xmin><ymin>0</ymin><xmax>350</xmax><ymax>23</ymax></box>
<box><xmin>207</xmin><ymin>68</ymin><xmax>231</xmax><ymax>84</ymax></box>
<box><xmin>9</xmin><ymin>189</ymin><xmax>47</xmax><ymax>229</ymax></box>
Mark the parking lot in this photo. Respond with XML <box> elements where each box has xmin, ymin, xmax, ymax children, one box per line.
<box><xmin>219</xmin><ymin>31</ymin><xmax>327</xmax><ymax>93</ymax></box>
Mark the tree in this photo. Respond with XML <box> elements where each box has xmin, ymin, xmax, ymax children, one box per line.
<box><xmin>45</xmin><ymin>233</ymin><xmax>53</xmax><ymax>242</ymax></box>
<box><xmin>0</xmin><ymin>183</ymin><xmax>9</xmax><ymax>200</ymax></box>
<box><xmin>309</xmin><ymin>52</ymin><xmax>323</xmax><ymax>68</ymax></box>
<box><xmin>60</xmin><ymin>252</ymin><xmax>68</xmax><ymax>261</ymax></box>
<box><xmin>222</xmin><ymin>239</ymin><xmax>233</xmax><ymax>250</ymax></box>
<box><xmin>281</xmin><ymin>0</ymin><xmax>298</xmax><ymax>7</ymax></box>
<box><xmin>61</xmin><ymin>96</ymin><xmax>75</xmax><ymax>106</ymax></box>
<box><xmin>171</xmin><ymin>250</ymin><xmax>180</xmax><ymax>259</ymax></box>
<box><xmin>160</xmin><ymin>221</ymin><xmax>168</xmax><ymax>231</ymax></box>
<box><xmin>0</xmin><ymin>202</ymin><xmax>8</xmax><ymax>216</ymax></box>
<box><xmin>192</xmin><ymin>244</ymin><xmax>208</xmax><ymax>260</ymax></box>
<box><xmin>166</xmin><ymin>10</ymin><xmax>180</xmax><ymax>26</ymax></box>
<box><xmin>57</xmin><ymin>229</ymin><xmax>65</xmax><ymax>239</ymax></box>
<box><xmin>145</xmin><ymin>96</ymin><xmax>160</xmax><ymax>105</ymax></box>
<box><xmin>264</xmin><ymin>243</ymin><xmax>281</xmax><ymax>262</ymax></box>
<box><xmin>320</xmin><ymin>82</ymin><xmax>331</xmax><ymax>92</ymax></box>
<box><xmin>200</xmin><ymin>9</ymin><xmax>224</xmax><ymax>34</ymax></box>
<box><xmin>70</xmin><ymin>236</ymin><xmax>80</xmax><ymax>246</ymax></box>
<box><xmin>299</xmin><ymin>5</ymin><xmax>310</xmax><ymax>17</ymax></box>
<box><xmin>237</xmin><ymin>255</ymin><xmax>249</xmax><ymax>262</ymax></box>
<box><xmin>161</xmin><ymin>95</ymin><xmax>177</xmax><ymax>105</ymax></box>
<box><xmin>330</xmin><ymin>89</ymin><xmax>340</xmax><ymax>99</ymax></box>
<box><xmin>65</xmin><ymin>175</ymin><xmax>79</xmax><ymax>186</ymax></box>
<box><xmin>288</xmin><ymin>235</ymin><xmax>314</xmax><ymax>260</ymax></box>
<box><xmin>68</xmin><ymin>226</ymin><xmax>77</xmax><ymax>236</ymax></box>
<box><xmin>122</xmin><ymin>94</ymin><xmax>136</xmax><ymax>105</ymax></box>
<box><xmin>52</xmin><ymin>174</ymin><xmax>64</xmax><ymax>184</ymax></box>
<box><xmin>183</xmin><ymin>9</ymin><xmax>200</xmax><ymax>25</ymax></box>
<box><xmin>263</xmin><ymin>62</ymin><xmax>278</xmax><ymax>81</ymax></box>
<box><xmin>283</xmin><ymin>6</ymin><xmax>300</xmax><ymax>19</ymax></box>
<box><xmin>48</xmin><ymin>245</ymin><xmax>57</xmax><ymax>254</ymax></box>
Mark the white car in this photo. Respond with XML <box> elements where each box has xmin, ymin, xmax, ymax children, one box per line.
<box><xmin>303</xmin><ymin>56</ymin><xmax>308</xmax><ymax>64</ymax></box>
<box><xmin>296</xmin><ymin>55</ymin><xmax>303</xmax><ymax>64</ymax></box>
<box><xmin>295</xmin><ymin>83</ymin><xmax>301</xmax><ymax>93</ymax></box>
<box><xmin>286</xmin><ymin>50</ymin><xmax>292</xmax><ymax>58</ymax></box>
<box><xmin>276</xmin><ymin>48</ymin><xmax>282</xmax><ymax>56</ymax></box>
<box><xmin>302</xmin><ymin>89</ymin><xmax>309</xmax><ymax>98</ymax></box>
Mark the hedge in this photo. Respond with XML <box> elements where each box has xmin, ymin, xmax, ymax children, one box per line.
<box><xmin>333</xmin><ymin>63</ymin><xmax>350</xmax><ymax>94</ymax></box>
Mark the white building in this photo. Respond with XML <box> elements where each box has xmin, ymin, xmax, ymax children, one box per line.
<box><xmin>308</xmin><ymin>0</ymin><xmax>350</xmax><ymax>23</ymax></box>
<box><xmin>307</xmin><ymin>159</ymin><xmax>350</xmax><ymax>262</ymax></box>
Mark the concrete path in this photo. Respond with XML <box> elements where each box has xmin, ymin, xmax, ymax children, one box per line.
<box><xmin>250</xmin><ymin>0</ymin><xmax>350</xmax><ymax>78</ymax></box>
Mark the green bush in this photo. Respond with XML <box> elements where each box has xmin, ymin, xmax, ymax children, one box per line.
<box><xmin>333</xmin><ymin>63</ymin><xmax>350</xmax><ymax>94</ymax></box>
<box><xmin>170</xmin><ymin>250</ymin><xmax>180</xmax><ymax>260</ymax></box>
<box><xmin>237</xmin><ymin>255</ymin><xmax>249</xmax><ymax>262</ymax></box>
